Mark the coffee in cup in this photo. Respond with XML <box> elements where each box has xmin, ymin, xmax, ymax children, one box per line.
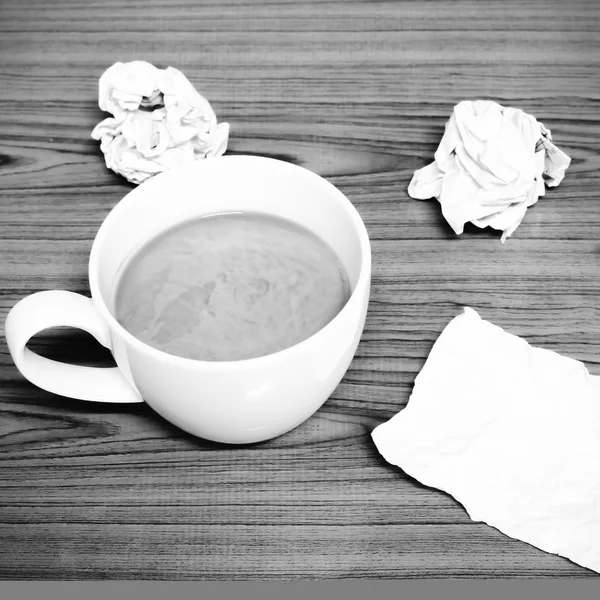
<box><xmin>114</xmin><ymin>211</ymin><xmax>351</xmax><ymax>362</ymax></box>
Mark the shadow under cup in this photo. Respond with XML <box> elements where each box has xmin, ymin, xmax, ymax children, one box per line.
<box><xmin>91</xmin><ymin>155</ymin><xmax>372</xmax><ymax>443</ymax></box>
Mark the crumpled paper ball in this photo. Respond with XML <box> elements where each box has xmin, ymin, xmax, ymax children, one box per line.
<box><xmin>408</xmin><ymin>100</ymin><xmax>571</xmax><ymax>242</ymax></box>
<box><xmin>91</xmin><ymin>60</ymin><xmax>229</xmax><ymax>184</ymax></box>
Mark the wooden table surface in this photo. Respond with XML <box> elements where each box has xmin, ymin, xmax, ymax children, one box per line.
<box><xmin>1</xmin><ymin>0</ymin><xmax>600</xmax><ymax>580</ymax></box>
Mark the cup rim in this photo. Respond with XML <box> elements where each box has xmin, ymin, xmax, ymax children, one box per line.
<box><xmin>89</xmin><ymin>154</ymin><xmax>371</xmax><ymax>368</ymax></box>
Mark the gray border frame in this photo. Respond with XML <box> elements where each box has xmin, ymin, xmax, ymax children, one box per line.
<box><xmin>2</xmin><ymin>580</ymin><xmax>600</xmax><ymax>599</ymax></box>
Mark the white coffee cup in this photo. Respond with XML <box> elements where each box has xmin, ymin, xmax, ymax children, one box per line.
<box><xmin>4</xmin><ymin>156</ymin><xmax>371</xmax><ymax>444</ymax></box>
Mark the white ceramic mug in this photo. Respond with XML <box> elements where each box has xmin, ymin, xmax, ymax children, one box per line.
<box><xmin>4</xmin><ymin>156</ymin><xmax>371</xmax><ymax>444</ymax></box>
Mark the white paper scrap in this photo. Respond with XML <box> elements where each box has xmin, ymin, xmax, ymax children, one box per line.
<box><xmin>372</xmin><ymin>307</ymin><xmax>600</xmax><ymax>573</ymax></box>
<box><xmin>408</xmin><ymin>101</ymin><xmax>571</xmax><ymax>242</ymax></box>
<box><xmin>91</xmin><ymin>61</ymin><xmax>229</xmax><ymax>184</ymax></box>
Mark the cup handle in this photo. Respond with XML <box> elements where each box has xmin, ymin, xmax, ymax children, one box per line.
<box><xmin>4</xmin><ymin>290</ymin><xmax>143</xmax><ymax>403</ymax></box>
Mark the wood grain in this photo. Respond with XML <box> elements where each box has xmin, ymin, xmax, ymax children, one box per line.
<box><xmin>1</xmin><ymin>0</ymin><xmax>600</xmax><ymax>580</ymax></box>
